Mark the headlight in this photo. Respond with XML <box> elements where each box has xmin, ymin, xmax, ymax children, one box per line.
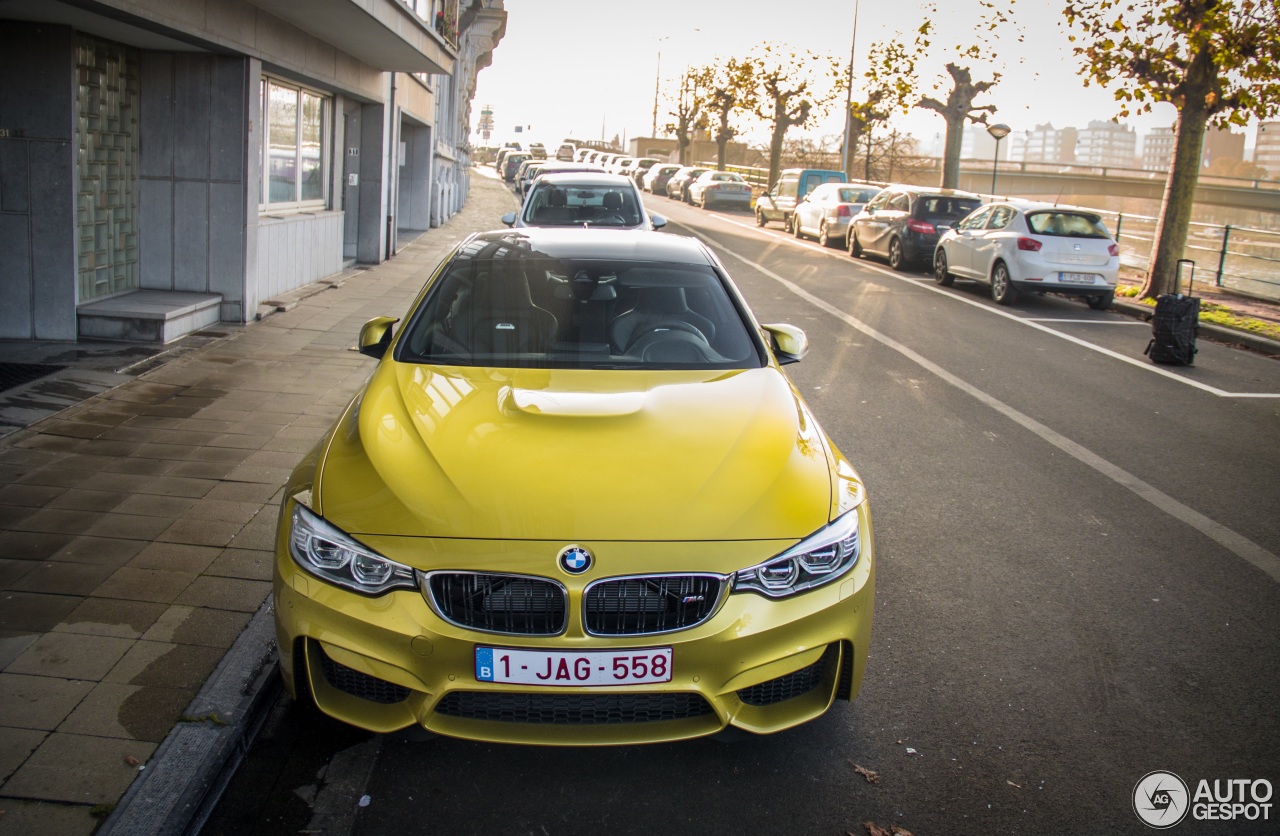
<box><xmin>734</xmin><ymin>510</ymin><xmax>862</xmax><ymax>598</ymax></box>
<box><xmin>288</xmin><ymin>503</ymin><xmax>416</xmax><ymax>595</ymax></box>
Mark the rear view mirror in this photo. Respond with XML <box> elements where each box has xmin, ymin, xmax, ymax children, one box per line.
<box><xmin>761</xmin><ymin>323</ymin><xmax>809</xmax><ymax>365</ymax></box>
<box><xmin>650</xmin><ymin>214</ymin><xmax>667</xmax><ymax>231</ymax></box>
<box><xmin>501</xmin><ymin>212</ymin><xmax>516</xmax><ymax>227</ymax></box>
<box><xmin>357</xmin><ymin>316</ymin><xmax>399</xmax><ymax>359</ymax></box>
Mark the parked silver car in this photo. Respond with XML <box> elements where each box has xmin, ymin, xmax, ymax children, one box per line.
<box><xmin>791</xmin><ymin>182</ymin><xmax>882</xmax><ymax>248</ymax></box>
<box><xmin>688</xmin><ymin>171</ymin><xmax>752</xmax><ymax>210</ymax></box>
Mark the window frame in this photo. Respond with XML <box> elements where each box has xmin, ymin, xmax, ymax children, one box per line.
<box><xmin>260</xmin><ymin>75</ymin><xmax>332</xmax><ymax>214</ymax></box>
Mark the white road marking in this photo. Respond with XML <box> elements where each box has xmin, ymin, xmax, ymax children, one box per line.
<box><xmin>694</xmin><ymin>209</ymin><xmax>1280</xmax><ymax>399</ymax></box>
<box><xmin>687</xmin><ymin>225</ymin><xmax>1280</xmax><ymax>585</ymax></box>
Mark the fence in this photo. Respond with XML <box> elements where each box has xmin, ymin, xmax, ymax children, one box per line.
<box><xmin>1098</xmin><ymin>212</ymin><xmax>1280</xmax><ymax>301</ymax></box>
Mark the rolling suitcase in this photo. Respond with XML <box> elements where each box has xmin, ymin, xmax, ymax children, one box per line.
<box><xmin>1144</xmin><ymin>259</ymin><xmax>1199</xmax><ymax>366</ymax></box>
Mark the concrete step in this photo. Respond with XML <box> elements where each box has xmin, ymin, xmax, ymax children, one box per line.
<box><xmin>77</xmin><ymin>290</ymin><xmax>223</xmax><ymax>344</ymax></box>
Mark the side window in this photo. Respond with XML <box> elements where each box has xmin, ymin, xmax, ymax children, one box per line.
<box><xmin>867</xmin><ymin>193</ymin><xmax>890</xmax><ymax>211</ymax></box>
<box><xmin>987</xmin><ymin>206</ymin><xmax>1014</xmax><ymax>229</ymax></box>
<box><xmin>803</xmin><ymin>174</ymin><xmax>823</xmax><ymax>195</ymax></box>
<box><xmin>779</xmin><ymin>176</ymin><xmax>798</xmax><ymax>198</ymax></box>
<box><xmin>889</xmin><ymin>194</ymin><xmax>911</xmax><ymax>212</ymax></box>
<box><xmin>960</xmin><ymin>207</ymin><xmax>993</xmax><ymax>230</ymax></box>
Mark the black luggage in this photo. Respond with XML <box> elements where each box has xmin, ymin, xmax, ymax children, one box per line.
<box><xmin>1145</xmin><ymin>294</ymin><xmax>1199</xmax><ymax>365</ymax></box>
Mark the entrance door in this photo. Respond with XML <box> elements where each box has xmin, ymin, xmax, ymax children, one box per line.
<box><xmin>75</xmin><ymin>35</ymin><xmax>140</xmax><ymax>303</ymax></box>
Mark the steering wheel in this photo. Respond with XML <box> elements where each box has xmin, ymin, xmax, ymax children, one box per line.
<box><xmin>625</xmin><ymin>319</ymin><xmax>708</xmax><ymax>352</ymax></box>
<box><xmin>591</xmin><ymin>214</ymin><xmax>628</xmax><ymax>225</ymax></box>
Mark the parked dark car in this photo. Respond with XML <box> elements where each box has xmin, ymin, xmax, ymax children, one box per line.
<box><xmin>666</xmin><ymin>166</ymin><xmax>710</xmax><ymax>202</ymax></box>
<box><xmin>847</xmin><ymin>186</ymin><xmax>983</xmax><ymax>270</ymax></box>
<box><xmin>502</xmin><ymin>153</ymin><xmax>532</xmax><ymax>183</ymax></box>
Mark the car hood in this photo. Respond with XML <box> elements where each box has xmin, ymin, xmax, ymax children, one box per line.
<box><xmin>316</xmin><ymin>363</ymin><xmax>833</xmax><ymax>542</ymax></box>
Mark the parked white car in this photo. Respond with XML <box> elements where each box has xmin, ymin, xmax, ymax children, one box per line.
<box><xmin>792</xmin><ymin>182</ymin><xmax>882</xmax><ymax>248</ymax></box>
<box><xmin>933</xmin><ymin>201</ymin><xmax>1120</xmax><ymax>308</ymax></box>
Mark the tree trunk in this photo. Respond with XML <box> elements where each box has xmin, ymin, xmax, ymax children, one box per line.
<box><xmin>940</xmin><ymin>115</ymin><xmax>964</xmax><ymax>189</ymax></box>
<box><xmin>1142</xmin><ymin>70</ymin><xmax>1211</xmax><ymax>299</ymax></box>
<box><xmin>768</xmin><ymin>122</ymin><xmax>786</xmax><ymax>189</ymax></box>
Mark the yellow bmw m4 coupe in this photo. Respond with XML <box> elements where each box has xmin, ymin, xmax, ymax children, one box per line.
<box><xmin>273</xmin><ymin>228</ymin><xmax>874</xmax><ymax>745</ymax></box>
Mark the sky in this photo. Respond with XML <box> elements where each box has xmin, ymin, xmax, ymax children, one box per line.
<box><xmin>471</xmin><ymin>0</ymin><xmax>1256</xmax><ymax>154</ymax></box>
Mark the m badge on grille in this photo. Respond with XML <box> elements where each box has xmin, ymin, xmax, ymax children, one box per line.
<box><xmin>558</xmin><ymin>545</ymin><xmax>593</xmax><ymax>574</ymax></box>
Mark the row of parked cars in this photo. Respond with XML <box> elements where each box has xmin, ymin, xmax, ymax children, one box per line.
<box><xmin>492</xmin><ymin>151</ymin><xmax>1120</xmax><ymax>310</ymax></box>
<box><xmin>749</xmin><ymin>169</ymin><xmax>1120</xmax><ymax>310</ymax></box>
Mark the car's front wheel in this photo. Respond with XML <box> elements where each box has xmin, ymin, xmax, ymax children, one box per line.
<box><xmin>888</xmin><ymin>237</ymin><xmax>906</xmax><ymax>271</ymax></box>
<box><xmin>991</xmin><ymin>262</ymin><xmax>1019</xmax><ymax>305</ymax></box>
<box><xmin>848</xmin><ymin>230</ymin><xmax>863</xmax><ymax>258</ymax></box>
<box><xmin>1087</xmin><ymin>291</ymin><xmax>1114</xmax><ymax>310</ymax></box>
<box><xmin>934</xmin><ymin>249</ymin><xmax>954</xmax><ymax>286</ymax></box>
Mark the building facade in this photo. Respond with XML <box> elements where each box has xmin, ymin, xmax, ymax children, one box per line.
<box><xmin>1075</xmin><ymin>120</ymin><xmax>1137</xmax><ymax>168</ymax></box>
<box><xmin>1253</xmin><ymin>122</ymin><xmax>1280</xmax><ymax>179</ymax></box>
<box><xmin>1142</xmin><ymin>125</ymin><xmax>1246</xmax><ymax>171</ymax></box>
<box><xmin>1007</xmin><ymin>124</ymin><xmax>1078</xmax><ymax>165</ymax></box>
<box><xmin>0</xmin><ymin>0</ymin><xmax>505</xmax><ymax>343</ymax></box>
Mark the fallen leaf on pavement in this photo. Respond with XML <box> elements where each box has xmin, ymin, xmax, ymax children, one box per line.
<box><xmin>847</xmin><ymin>760</ymin><xmax>881</xmax><ymax>784</ymax></box>
<box><xmin>1008</xmin><ymin>780</ymin><xmax>1022</xmax><ymax>788</ymax></box>
<box><xmin>892</xmin><ymin>826</ymin><xmax>915</xmax><ymax>836</ymax></box>
<box><xmin>863</xmin><ymin>823</ymin><xmax>892</xmax><ymax>836</ymax></box>
<box><xmin>124</xmin><ymin>756</ymin><xmax>139</xmax><ymax>767</ymax></box>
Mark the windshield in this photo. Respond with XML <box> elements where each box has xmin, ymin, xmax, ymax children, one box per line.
<box><xmin>1026</xmin><ymin>211</ymin><xmax>1110</xmax><ymax>238</ymax></box>
<box><xmin>398</xmin><ymin>253</ymin><xmax>763</xmax><ymax>371</ymax></box>
<box><xmin>522</xmin><ymin>185</ymin><xmax>644</xmax><ymax>227</ymax></box>
<box><xmin>838</xmin><ymin>188</ymin><xmax>879</xmax><ymax>203</ymax></box>
<box><xmin>917</xmin><ymin>197</ymin><xmax>982</xmax><ymax>219</ymax></box>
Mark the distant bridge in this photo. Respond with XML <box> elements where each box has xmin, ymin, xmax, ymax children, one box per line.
<box><xmin>899</xmin><ymin>159</ymin><xmax>1280</xmax><ymax>214</ymax></box>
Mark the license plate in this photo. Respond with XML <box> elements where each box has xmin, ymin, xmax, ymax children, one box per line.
<box><xmin>475</xmin><ymin>646</ymin><xmax>673</xmax><ymax>687</ymax></box>
<box><xmin>1059</xmin><ymin>272</ymin><xmax>1096</xmax><ymax>284</ymax></box>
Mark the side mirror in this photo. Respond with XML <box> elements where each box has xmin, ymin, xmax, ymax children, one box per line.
<box><xmin>501</xmin><ymin>212</ymin><xmax>516</xmax><ymax>227</ymax></box>
<box><xmin>357</xmin><ymin>316</ymin><xmax>399</xmax><ymax>359</ymax></box>
<box><xmin>650</xmin><ymin>214</ymin><xmax>667</xmax><ymax>231</ymax></box>
<box><xmin>761</xmin><ymin>323</ymin><xmax>808</xmax><ymax>365</ymax></box>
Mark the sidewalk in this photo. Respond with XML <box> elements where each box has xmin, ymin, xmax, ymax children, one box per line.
<box><xmin>0</xmin><ymin>175</ymin><xmax>519</xmax><ymax>835</ymax></box>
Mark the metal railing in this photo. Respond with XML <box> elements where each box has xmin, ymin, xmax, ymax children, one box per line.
<box><xmin>1097</xmin><ymin>212</ymin><xmax>1280</xmax><ymax>301</ymax></box>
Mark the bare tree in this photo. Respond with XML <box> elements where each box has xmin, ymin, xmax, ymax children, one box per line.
<box><xmin>745</xmin><ymin>44</ymin><xmax>844</xmax><ymax>187</ymax></box>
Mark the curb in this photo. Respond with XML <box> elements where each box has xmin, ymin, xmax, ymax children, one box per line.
<box><xmin>98</xmin><ymin>597</ymin><xmax>281</xmax><ymax>836</ymax></box>
<box><xmin>1112</xmin><ymin>298</ymin><xmax>1280</xmax><ymax>357</ymax></box>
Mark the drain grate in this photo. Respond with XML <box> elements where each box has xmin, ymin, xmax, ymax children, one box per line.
<box><xmin>0</xmin><ymin>363</ymin><xmax>67</xmax><ymax>393</ymax></box>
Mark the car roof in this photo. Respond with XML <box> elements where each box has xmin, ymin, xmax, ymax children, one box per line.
<box><xmin>534</xmin><ymin>172</ymin><xmax>639</xmax><ymax>188</ymax></box>
<box><xmin>882</xmin><ymin>185</ymin><xmax>982</xmax><ymax>199</ymax></box>
<box><xmin>462</xmin><ymin>229</ymin><xmax>713</xmax><ymax>265</ymax></box>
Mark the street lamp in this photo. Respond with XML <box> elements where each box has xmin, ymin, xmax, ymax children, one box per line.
<box><xmin>986</xmin><ymin>123</ymin><xmax>1011</xmax><ymax>195</ymax></box>
<box><xmin>840</xmin><ymin>0</ymin><xmax>861</xmax><ymax>177</ymax></box>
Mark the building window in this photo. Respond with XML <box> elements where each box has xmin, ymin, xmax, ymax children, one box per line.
<box><xmin>262</xmin><ymin>78</ymin><xmax>330</xmax><ymax>211</ymax></box>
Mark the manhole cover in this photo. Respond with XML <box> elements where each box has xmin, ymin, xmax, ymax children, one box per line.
<box><xmin>0</xmin><ymin>363</ymin><xmax>66</xmax><ymax>393</ymax></box>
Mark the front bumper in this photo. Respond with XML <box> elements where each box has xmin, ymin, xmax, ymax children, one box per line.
<box><xmin>273</xmin><ymin>502</ymin><xmax>875</xmax><ymax>745</ymax></box>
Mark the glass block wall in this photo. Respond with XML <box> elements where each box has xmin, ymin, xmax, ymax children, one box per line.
<box><xmin>75</xmin><ymin>36</ymin><xmax>139</xmax><ymax>303</ymax></box>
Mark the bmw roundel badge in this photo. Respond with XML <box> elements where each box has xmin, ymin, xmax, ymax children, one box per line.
<box><xmin>558</xmin><ymin>545</ymin><xmax>593</xmax><ymax>574</ymax></box>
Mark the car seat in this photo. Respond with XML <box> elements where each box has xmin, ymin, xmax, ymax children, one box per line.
<box><xmin>610</xmin><ymin>287</ymin><xmax>717</xmax><ymax>353</ymax></box>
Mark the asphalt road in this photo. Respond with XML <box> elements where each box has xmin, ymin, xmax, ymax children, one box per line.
<box><xmin>204</xmin><ymin>188</ymin><xmax>1280</xmax><ymax>836</ymax></box>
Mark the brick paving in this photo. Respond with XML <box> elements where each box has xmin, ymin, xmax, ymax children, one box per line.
<box><xmin>0</xmin><ymin>172</ymin><xmax>519</xmax><ymax>834</ymax></box>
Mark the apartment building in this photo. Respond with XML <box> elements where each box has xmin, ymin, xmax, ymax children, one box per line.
<box><xmin>1142</xmin><ymin>125</ymin><xmax>1246</xmax><ymax>170</ymax></box>
<box><xmin>1007</xmin><ymin>123</ymin><xmax>1078</xmax><ymax>165</ymax></box>
<box><xmin>1075</xmin><ymin>120</ymin><xmax>1137</xmax><ymax>168</ymax></box>
<box><xmin>0</xmin><ymin>0</ymin><xmax>505</xmax><ymax>343</ymax></box>
<box><xmin>1256</xmin><ymin>122</ymin><xmax>1280</xmax><ymax>179</ymax></box>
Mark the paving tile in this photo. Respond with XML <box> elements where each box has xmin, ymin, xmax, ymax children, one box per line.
<box><xmin>102</xmin><ymin>455</ymin><xmax>176</xmax><ymax>476</ymax></box>
<box><xmin>182</xmin><ymin>445</ymin><xmax>253</xmax><ymax>464</ymax></box>
<box><xmin>104</xmin><ymin>640</ymin><xmax>225</xmax><ymax>690</ymax></box>
<box><xmin>0</xmin><ymin>593</ymin><xmax>82</xmax><ymax>633</ymax></box>
<box><xmin>1</xmin><ymin>732</ymin><xmax>156</xmax><ymax>804</ymax></box>
<box><xmin>12</xmin><ymin>434</ymin><xmax>88</xmax><ymax>453</ymax></box>
<box><xmin>92</xmin><ymin>567</ymin><xmax>195</xmax><ymax>604</ymax></box>
<box><xmin>241</xmin><ymin>449</ymin><xmax>306</xmax><ymax>470</ymax></box>
<box><xmin>222</xmin><ymin>464</ymin><xmax>292</xmax><ymax>485</ymax></box>
<box><xmin>0</xmin><ymin>799</ymin><xmax>98</xmax><ymax>836</ymax></box>
<box><xmin>46</xmin><ymin>536</ymin><xmax>145</xmax><ymax>567</ymax></box>
<box><xmin>75</xmin><ymin>439</ymin><xmax>143</xmax><ymax>458</ymax></box>
<box><xmin>173</xmin><ymin>576</ymin><xmax>271</xmax><ymax>613</ymax></box>
<box><xmin>111</xmin><ymin>493</ymin><xmax>195</xmax><ymax>518</ymax></box>
<box><xmin>141</xmin><ymin>605</ymin><xmax>250</xmax><ymax>648</ymax></box>
<box><xmin>83</xmin><ymin>512</ymin><xmax>175</xmax><ymax>541</ymax></box>
<box><xmin>163</xmin><ymin>460</ymin><xmax>239</xmax><ymax>480</ymax></box>
<box><xmin>0</xmin><ymin>504</ymin><xmax>36</xmax><ymax>528</ymax></box>
<box><xmin>0</xmin><ymin>484</ymin><xmax>64</xmax><ymax>508</ymax></box>
<box><xmin>124</xmin><ymin>441</ymin><xmax>193</xmax><ymax>461</ymax></box>
<box><xmin>227</xmin><ymin>520</ymin><xmax>278</xmax><ymax>551</ymax></box>
<box><xmin>0</xmin><ymin>558</ymin><xmax>34</xmax><ymax>586</ymax></box>
<box><xmin>206</xmin><ymin>433</ymin><xmax>271</xmax><ymax>450</ymax></box>
<box><xmin>9</xmin><ymin>562</ymin><xmax>115</xmax><ymax>596</ymax></box>
<box><xmin>39</xmin><ymin>421</ymin><xmax>114</xmax><ymax>440</ymax></box>
<box><xmin>5</xmin><ymin>633</ymin><xmax>132</xmax><ymax>681</ymax></box>
<box><xmin>131</xmin><ymin>476</ymin><xmax>220</xmax><ymax>499</ymax></box>
<box><xmin>127</xmin><ymin>542</ymin><xmax>220</xmax><ymax>574</ymax></box>
<box><xmin>45</xmin><ymin>489</ymin><xmax>127</xmax><ymax>513</ymax></box>
<box><xmin>0</xmin><ymin>674</ymin><xmax>94</xmax><ymax>730</ymax></box>
<box><xmin>205</xmin><ymin>548</ymin><xmax>273</xmax><ymax>581</ymax></box>
<box><xmin>57</xmin><ymin>681</ymin><xmax>194</xmax><ymax>742</ymax></box>
<box><xmin>261</xmin><ymin>435</ymin><xmax>321</xmax><ymax>454</ymax></box>
<box><xmin>9</xmin><ymin>508</ymin><xmax>100</xmax><ymax>536</ymax></box>
<box><xmin>53</xmin><ymin>598</ymin><xmax>167</xmax><ymax>640</ymax></box>
<box><xmin>154</xmin><ymin>518</ymin><xmax>243</xmax><ymax>548</ymax></box>
<box><xmin>0</xmin><ymin>727</ymin><xmax>48</xmax><ymax>783</ymax></box>
<box><xmin>0</xmin><ymin>632</ymin><xmax>40</xmax><ymax>670</ymax></box>
<box><xmin>205</xmin><ymin>481</ymin><xmax>282</xmax><ymax>504</ymax></box>
<box><xmin>0</xmin><ymin>531</ymin><xmax>76</xmax><ymax>561</ymax></box>
<box><xmin>182</xmin><ymin>499</ymin><xmax>264</xmax><ymax>526</ymax></box>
